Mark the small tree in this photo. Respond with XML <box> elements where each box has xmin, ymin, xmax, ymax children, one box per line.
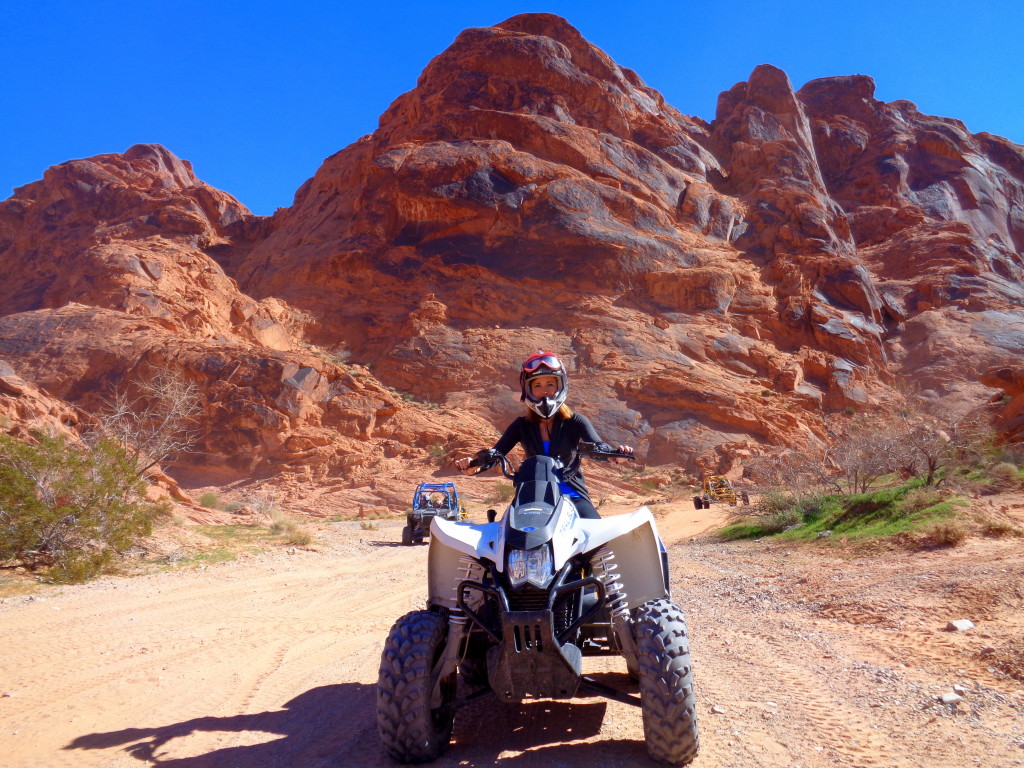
<box><xmin>823</xmin><ymin>419</ymin><xmax>900</xmax><ymax>494</ymax></box>
<box><xmin>0</xmin><ymin>368</ymin><xmax>202</xmax><ymax>581</ymax></box>
<box><xmin>0</xmin><ymin>431</ymin><xmax>164</xmax><ymax>581</ymax></box>
<box><xmin>747</xmin><ymin>448</ymin><xmax>826</xmax><ymax>498</ymax></box>
<box><xmin>888</xmin><ymin>396</ymin><xmax>997</xmax><ymax>486</ymax></box>
<box><xmin>95</xmin><ymin>369</ymin><xmax>202</xmax><ymax>480</ymax></box>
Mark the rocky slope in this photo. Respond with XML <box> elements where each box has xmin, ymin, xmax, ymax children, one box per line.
<box><xmin>2</xmin><ymin>13</ymin><xmax>1023</xmax><ymax>505</ymax></box>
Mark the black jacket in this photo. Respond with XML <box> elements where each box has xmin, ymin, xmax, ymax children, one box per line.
<box><xmin>492</xmin><ymin>414</ymin><xmax>612</xmax><ymax>501</ymax></box>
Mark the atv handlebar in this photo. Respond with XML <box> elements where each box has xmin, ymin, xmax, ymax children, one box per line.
<box><xmin>467</xmin><ymin>449</ymin><xmax>516</xmax><ymax>479</ymax></box>
<box><xmin>465</xmin><ymin>442</ymin><xmax>634</xmax><ymax>479</ymax></box>
<box><xmin>577</xmin><ymin>441</ymin><xmax>636</xmax><ymax>461</ymax></box>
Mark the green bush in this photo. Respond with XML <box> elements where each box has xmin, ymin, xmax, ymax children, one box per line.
<box><xmin>487</xmin><ymin>481</ymin><xmax>515</xmax><ymax>505</ymax></box>
<box><xmin>759</xmin><ymin>508</ymin><xmax>803</xmax><ymax>533</ymax></box>
<box><xmin>0</xmin><ymin>432</ymin><xmax>165</xmax><ymax>582</ymax></box>
<box><xmin>719</xmin><ymin>478</ymin><xmax>968</xmax><ymax>544</ymax></box>
<box><xmin>755</xmin><ymin>489</ymin><xmax>792</xmax><ymax>516</ymax></box>
<box><xmin>198</xmin><ymin>491</ymin><xmax>221</xmax><ymax>509</ymax></box>
<box><xmin>898</xmin><ymin>487</ymin><xmax>948</xmax><ymax>516</ymax></box>
<box><xmin>267</xmin><ymin>509</ymin><xmax>314</xmax><ymax>546</ymax></box>
<box><xmin>989</xmin><ymin>462</ymin><xmax>1021</xmax><ymax>489</ymax></box>
<box><xmin>285</xmin><ymin>527</ymin><xmax>313</xmax><ymax>546</ymax></box>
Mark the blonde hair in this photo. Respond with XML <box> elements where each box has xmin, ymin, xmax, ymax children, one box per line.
<box><xmin>526</xmin><ymin>404</ymin><xmax>573</xmax><ymax>422</ymax></box>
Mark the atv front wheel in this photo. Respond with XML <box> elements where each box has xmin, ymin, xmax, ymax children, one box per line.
<box><xmin>692</xmin><ymin>496</ymin><xmax>703</xmax><ymax>510</ymax></box>
<box><xmin>377</xmin><ymin>609</ymin><xmax>455</xmax><ymax>763</ymax></box>
<box><xmin>632</xmin><ymin>599</ymin><xmax>699</xmax><ymax>766</ymax></box>
<box><xmin>401</xmin><ymin>525</ymin><xmax>413</xmax><ymax>546</ymax></box>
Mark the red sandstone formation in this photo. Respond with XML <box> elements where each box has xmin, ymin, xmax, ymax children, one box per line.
<box><xmin>1</xmin><ymin>13</ymin><xmax>1022</xmax><ymax>506</ymax></box>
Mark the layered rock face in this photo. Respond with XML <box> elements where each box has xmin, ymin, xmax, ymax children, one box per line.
<box><xmin>2</xmin><ymin>13</ymin><xmax>1022</xmax><ymax>501</ymax></box>
<box><xmin>0</xmin><ymin>146</ymin><xmax>492</xmax><ymax>508</ymax></box>
<box><xmin>230</xmin><ymin>14</ymin><xmax>1024</xmax><ymax>466</ymax></box>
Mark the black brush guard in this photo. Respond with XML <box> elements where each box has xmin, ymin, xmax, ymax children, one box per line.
<box><xmin>456</xmin><ymin>562</ymin><xmax>642</xmax><ymax>706</ymax></box>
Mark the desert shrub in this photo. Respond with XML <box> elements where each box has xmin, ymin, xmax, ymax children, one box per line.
<box><xmin>917</xmin><ymin>519</ymin><xmax>969</xmax><ymax>548</ymax></box>
<box><xmin>758</xmin><ymin>507</ymin><xmax>803</xmax><ymax>533</ymax></box>
<box><xmin>792</xmin><ymin>494</ymin><xmax>831</xmax><ymax>524</ymax></box>
<box><xmin>267</xmin><ymin>508</ymin><xmax>313</xmax><ymax>545</ymax></box>
<box><xmin>285</xmin><ymin>526</ymin><xmax>313</xmax><ymax>546</ymax></box>
<box><xmin>754</xmin><ymin>489</ymin><xmax>829</xmax><ymax>525</ymax></box>
<box><xmin>268</xmin><ymin>508</ymin><xmax>294</xmax><ymax>535</ymax></box>
<box><xmin>977</xmin><ymin>515</ymin><xmax>1024</xmax><ymax>538</ymax></box>
<box><xmin>359</xmin><ymin>521</ymin><xmax>378</xmax><ymax>530</ymax></box>
<box><xmin>755</xmin><ymin>489</ymin><xmax>791</xmax><ymax>516</ymax></box>
<box><xmin>487</xmin><ymin>482</ymin><xmax>515</xmax><ymax>505</ymax></box>
<box><xmin>989</xmin><ymin>462</ymin><xmax>1021</xmax><ymax>489</ymax></box>
<box><xmin>246</xmin><ymin>489</ymin><xmax>281</xmax><ymax>522</ymax></box>
<box><xmin>0</xmin><ymin>432</ymin><xmax>165</xmax><ymax>582</ymax></box>
<box><xmin>198</xmin><ymin>492</ymin><xmax>221</xmax><ymax>509</ymax></box>
<box><xmin>898</xmin><ymin>487</ymin><xmax>948</xmax><ymax>516</ymax></box>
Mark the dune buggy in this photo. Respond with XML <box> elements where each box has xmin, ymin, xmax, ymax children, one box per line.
<box><xmin>693</xmin><ymin>474</ymin><xmax>750</xmax><ymax>509</ymax></box>
<box><xmin>402</xmin><ymin>481</ymin><xmax>466</xmax><ymax>546</ymax></box>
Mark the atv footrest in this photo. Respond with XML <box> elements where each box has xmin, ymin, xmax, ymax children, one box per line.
<box><xmin>487</xmin><ymin>609</ymin><xmax>582</xmax><ymax>701</ymax></box>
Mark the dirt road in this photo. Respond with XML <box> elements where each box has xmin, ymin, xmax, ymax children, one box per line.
<box><xmin>2</xmin><ymin>500</ymin><xmax>1023</xmax><ymax>768</ymax></box>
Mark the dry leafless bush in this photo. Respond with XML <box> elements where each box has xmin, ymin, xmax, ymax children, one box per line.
<box><xmin>246</xmin><ymin>488</ymin><xmax>282</xmax><ymax>523</ymax></box>
<box><xmin>94</xmin><ymin>368</ymin><xmax>203</xmax><ymax>480</ymax></box>
<box><xmin>976</xmin><ymin>514</ymin><xmax>1024</xmax><ymax>538</ymax></box>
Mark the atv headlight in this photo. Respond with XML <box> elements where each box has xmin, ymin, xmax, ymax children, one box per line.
<box><xmin>507</xmin><ymin>546</ymin><xmax>554</xmax><ymax>589</ymax></box>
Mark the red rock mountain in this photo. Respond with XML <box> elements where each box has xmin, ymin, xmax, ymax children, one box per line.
<box><xmin>2</xmin><ymin>13</ymin><xmax>1022</xmax><ymax>507</ymax></box>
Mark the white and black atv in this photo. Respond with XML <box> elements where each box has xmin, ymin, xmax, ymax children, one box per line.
<box><xmin>376</xmin><ymin>445</ymin><xmax>699</xmax><ymax>765</ymax></box>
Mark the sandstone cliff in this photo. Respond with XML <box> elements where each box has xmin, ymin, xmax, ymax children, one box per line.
<box><xmin>2</xmin><ymin>13</ymin><xmax>1022</xmax><ymax>506</ymax></box>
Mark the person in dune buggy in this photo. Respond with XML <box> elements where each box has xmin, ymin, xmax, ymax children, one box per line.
<box><xmin>455</xmin><ymin>350</ymin><xmax>633</xmax><ymax>518</ymax></box>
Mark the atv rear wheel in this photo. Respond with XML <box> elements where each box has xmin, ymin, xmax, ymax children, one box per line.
<box><xmin>692</xmin><ymin>496</ymin><xmax>703</xmax><ymax>510</ymax></box>
<box><xmin>632</xmin><ymin>599</ymin><xmax>699</xmax><ymax>766</ymax></box>
<box><xmin>377</xmin><ymin>609</ymin><xmax>455</xmax><ymax>763</ymax></box>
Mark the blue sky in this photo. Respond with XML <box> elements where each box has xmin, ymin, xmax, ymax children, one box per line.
<box><xmin>2</xmin><ymin>0</ymin><xmax>1021</xmax><ymax>216</ymax></box>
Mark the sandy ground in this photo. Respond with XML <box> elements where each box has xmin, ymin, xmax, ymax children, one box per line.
<box><xmin>1</xmin><ymin>496</ymin><xmax>1023</xmax><ymax>768</ymax></box>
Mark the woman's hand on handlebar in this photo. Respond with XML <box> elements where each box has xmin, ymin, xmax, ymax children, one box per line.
<box><xmin>453</xmin><ymin>456</ymin><xmax>476</xmax><ymax>475</ymax></box>
<box><xmin>611</xmin><ymin>445</ymin><xmax>634</xmax><ymax>464</ymax></box>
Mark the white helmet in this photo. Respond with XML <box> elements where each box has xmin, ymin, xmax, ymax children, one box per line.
<box><xmin>519</xmin><ymin>350</ymin><xmax>568</xmax><ymax>419</ymax></box>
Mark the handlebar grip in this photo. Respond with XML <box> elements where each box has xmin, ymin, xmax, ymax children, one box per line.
<box><xmin>468</xmin><ymin>449</ymin><xmax>501</xmax><ymax>469</ymax></box>
<box><xmin>578</xmin><ymin>441</ymin><xmax>636</xmax><ymax>460</ymax></box>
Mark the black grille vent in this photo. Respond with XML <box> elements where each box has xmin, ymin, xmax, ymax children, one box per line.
<box><xmin>506</xmin><ymin>585</ymin><xmax>575</xmax><ymax>636</ymax></box>
<box><xmin>508</xmin><ymin>585</ymin><xmax>549</xmax><ymax>611</ymax></box>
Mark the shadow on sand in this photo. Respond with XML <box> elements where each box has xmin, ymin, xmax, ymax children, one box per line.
<box><xmin>65</xmin><ymin>683</ymin><xmax>375</xmax><ymax>768</ymax></box>
<box><xmin>65</xmin><ymin>676</ymin><xmax>651</xmax><ymax>767</ymax></box>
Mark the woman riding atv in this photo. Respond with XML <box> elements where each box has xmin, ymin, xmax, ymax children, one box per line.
<box><xmin>455</xmin><ymin>350</ymin><xmax>633</xmax><ymax>518</ymax></box>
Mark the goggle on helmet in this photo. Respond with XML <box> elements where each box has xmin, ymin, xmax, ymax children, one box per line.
<box><xmin>519</xmin><ymin>351</ymin><xmax>568</xmax><ymax>419</ymax></box>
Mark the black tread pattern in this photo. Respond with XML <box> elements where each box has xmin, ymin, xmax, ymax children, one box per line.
<box><xmin>632</xmin><ymin>599</ymin><xmax>700</xmax><ymax>766</ymax></box>
<box><xmin>376</xmin><ymin>610</ymin><xmax>454</xmax><ymax>763</ymax></box>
